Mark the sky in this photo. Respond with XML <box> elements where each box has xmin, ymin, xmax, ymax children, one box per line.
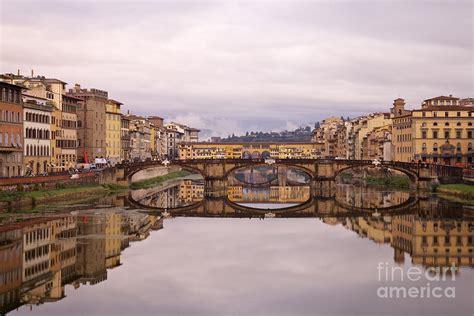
<box><xmin>0</xmin><ymin>0</ymin><xmax>472</xmax><ymax>139</ymax></box>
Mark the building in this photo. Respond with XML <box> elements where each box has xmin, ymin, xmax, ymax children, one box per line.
<box><xmin>105</xmin><ymin>99</ymin><xmax>122</xmax><ymax>165</ymax></box>
<box><xmin>67</xmin><ymin>84</ymin><xmax>108</xmax><ymax>163</ymax></box>
<box><xmin>0</xmin><ymin>82</ymin><xmax>24</xmax><ymax>177</ymax></box>
<box><xmin>362</xmin><ymin>125</ymin><xmax>392</xmax><ymax>161</ymax></box>
<box><xmin>390</xmin><ymin>98</ymin><xmax>413</xmax><ymax>162</ymax></box>
<box><xmin>163</xmin><ymin>122</ymin><xmax>200</xmax><ymax>160</ymax></box>
<box><xmin>352</xmin><ymin>113</ymin><xmax>392</xmax><ymax>160</ymax></box>
<box><xmin>147</xmin><ymin>116</ymin><xmax>165</xmax><ymax>160</ymax></box>
<box><xmin>127</xmin><ymin>115</ymin><xmax>152</xmax><ymax>161</ymax></box>
<box><xmin>22</xmin><ymin>94</ymin><xmax>53</xmax><ymax>175</ymax></box>
<box><xmin>60</xmin><ymin>95</ymin><xmax>79</xmax><ymax>169</ymax></box>
<box><xmin>120</xmin><ymin>115</ymin><xmax>131</xmax><ymax>161</ymax></box>
<box><xmin>178</xmin><ymin>142</ymin><xmax>323</xmax><ymax>160</ymax></box>
<box><xmin>1</xmin><ymin>73</ymin><xmax>77</xmax><ymax>171</ymax></box>
<box><xmin>412</xmin><ymin>95</ymin><xmax>473</xmax><ymax>165</ymax></box>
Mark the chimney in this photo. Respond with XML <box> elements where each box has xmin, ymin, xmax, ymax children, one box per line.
<box><xmin>31</xmin><ymin>69</ymin><xmax>34</xmax><ymax>77</ymax></box>
<box><xmin>17</xmin><ymin>69</ymin><xmax>20</xmax><ymax>76</ymax></box>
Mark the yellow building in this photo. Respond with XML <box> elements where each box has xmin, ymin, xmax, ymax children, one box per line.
<box><xmin>391</xmin><ymin>98</ymin><xmax>413</xmax><ymax>162</ymax></box>
<box><xmin>105</xmin><ymin>212</ymin><xmax>122</xmax><ymax>269</ymax></box>
<box><xmin>178</xmin><ymin>142</ymin><xmax>323</xmax><ymax>160</ymax></box>
<box><xmin>105</xmin><ymin>99</ymin><xmax>122</xmax><ymax>164</ymax></box>
<box><xmin>412</xmin><ymin>96</ymin><xmax>473</xmax><ymax>166</ymax></box>
<box><xmin>149</xmin><ymin>123</ymin><xmax>157</xmax><ymax>159</ymax></box>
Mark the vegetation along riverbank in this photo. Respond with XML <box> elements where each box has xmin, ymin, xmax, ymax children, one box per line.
<box><xmin>0</xmin><ymin>170</ymin><xmax>193</xmax><ymax>211</ymax></box>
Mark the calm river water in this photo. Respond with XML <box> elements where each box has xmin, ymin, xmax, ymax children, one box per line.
<box><xmin>1</xmin><ymin>180</ymin><xmax>473</xmax><ymax>316</ymax></box>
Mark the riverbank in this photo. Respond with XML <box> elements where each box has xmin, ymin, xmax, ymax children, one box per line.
<box><xmin>1</xmin><ymin>170</ymin><xmax>194</xmax><ymax>211</ymax></box>
<box><xmin>130</xmin><ymin>170</ymin><xmax>192</xmax><ymax>189</ymax></box>
<box><xmin>435</xmin><ymin>184</ymin><xmax>474</xmax><ymax>202</ymax></box>
<box><xmin>338</xmin><ymin>172</ymin><xmax>410</xmax><ymax>189</ymax></box>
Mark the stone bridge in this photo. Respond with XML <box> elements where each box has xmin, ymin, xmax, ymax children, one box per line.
<box><xmin>117</xmin><ymin>159</ymin><xmax>464</xmax><ymax>193</ymax></box>
<box><xmin>126</xmin><ymin>192</ymin><xmax>422</xmax><ymax>218</ymax></box>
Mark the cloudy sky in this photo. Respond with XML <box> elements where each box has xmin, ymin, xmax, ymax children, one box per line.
<box><xmin>0</xmin><ymin>0</ymin><xmax>472</xmax><ymax>138</ymax></box>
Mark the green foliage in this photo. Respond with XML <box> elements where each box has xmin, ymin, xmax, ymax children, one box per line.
<box><xmin>101</xmin><ymin>183</ymin><xmax>128</xmax><ymax>191</ymax></box>
<box><xmin>365</xmin><ymin>175</ymin><xmax>410</xmax><ymax>189</ymax></box>
<box><xmin>130</xmin><ymin>171</ymin><xmax>192</xmax><ymax>190</ymax></box>
<box><xmin>436</xmin><ymin>184</ymin><xmax>474</xmax><ymax>200</ymax></box>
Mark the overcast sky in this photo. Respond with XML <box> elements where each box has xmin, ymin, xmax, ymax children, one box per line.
<box><xmin>0</xmin><ymin>0</ymin><xmax>472</xmax><ymax>138</ymax></box>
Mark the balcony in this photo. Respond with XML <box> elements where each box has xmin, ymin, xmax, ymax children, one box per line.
<box><xmin>0</xmin><ymin>145</ymin><xmax>23</xmax><ymax>153</ymax></box>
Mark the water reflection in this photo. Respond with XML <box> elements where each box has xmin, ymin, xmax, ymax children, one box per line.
<box><xmin>0</xmin><ymin>209</ymin><xmax>161</xmax><ymax>314</ymax></box>
<box><xmin>132</xmin><ymin>179</ymin><xmax>412</xmax><ymax>213</ymax></box>
<box><xmin>0</xmin><ymin>196</ymin><xmax>473</xmax><ymax>314</ymax></box>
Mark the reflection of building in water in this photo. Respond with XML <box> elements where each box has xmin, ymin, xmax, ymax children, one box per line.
<box><xmin>75</xmin><ymin>212</ymin><xmax>107</xmax><ymax>287</ymax></box>
<box><xmin>0</xmin><ymin>224</ymin><xmax>23</xmax><ymax>314</ymax></box>
<box><xmin>0</xmin><ymin>210</ymin><xmax>159</xmax><ymax>314</ymax></box>
<box><xmin>336</xmin><ymin>185</ymin><xmax>410</xmax><ymax>209</ymax></box>
<box><xmin>138</xmin><ymin>180</ymin><xmax>204</xmax><ymax>208</ymax></box>
<box><xmin>392</xmin><ymin>204</ymin><xmax>474</xmax><ymax>268</ymax></box>
<box><xmin>179</xmin><ymin>180</ymin><xmax>204</xmax><ymax>203</ymax></box>
<box><xmin>127</xmin><ymin>212</ymin><xmax>152</xmax><ymax>241</ymax></box>
<box><xmin>227</xmin><ymin>186</ymin><xmax>310</xmax><ymax>203</ymax></box>
<box><xmin>105</xmin><ymin>212</ymin><xmax>122</xmax><ymax>269</ymax></box>
<box><xmin>344</xmin><ymin>217</ymin><xmax>392</xmax><ymax>244</ymax></box>
<box><xmin>21</xmin><ymin>218</ymin><xmax>55</xmax><ymax>305</ymax></box>
<box><xmin>342</xmin><ymin>201</ymin><xmax>473</xmax><ymax>268</ymax></box>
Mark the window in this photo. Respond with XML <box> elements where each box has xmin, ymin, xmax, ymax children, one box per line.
<box><xmin>433</xmin><ymin>131</ymin><xmax>438</xmax><ymax>139</ymax></box>
<box><xmin>445</xmin><ymin>112</ymin><xmax>449</xmax><ymax>117</ymax></box>
<box><xmin>468</xmin><ymin>131</ymin><xmax>473</xmax><ymax>139</ymax></box>
<box><xmin>456</xmin><ymin>130</ymin><xmax>461</xmax><ymax>139</ymax></box>
<box><xmin>456</xmin><ymin>143</ymin><xmax>461</xmax><ymax>152</ymax></box>
<box><xmin>457</xmin><ymin>122</ymin><xmax>461</xmax><ymax>126</ymax></box>
<box><xmin>444</xmin><ymin>131</ymin><xmax>450</xmax><ymax>139</ymax></box>
<box><xmin>433</xmin><ymin>143</ymin><xmax>438</xmax><ymax>152</ymax></box>
<box><xmin>445</xmin><ymin>122</ymin><xmax>449</xmax><ymax>126</ymax></box>
<box><xmin>469</xmin><ymin>143</ymin><xmax>473</xmax><ymax>151</ymax></box>
<box><xmin>422</xmin><ymin>131</ymin><xmax>427</xmax><ymax>139</ymax></box>
<box><xmin>433</xmin><ymin>122</ymin><xmax>438</xmax><ymax>126</ymax></box>
<box><xmin>433</xmin><ymin>112</ymin><xmax>437</xmax><ymax>117</ymax></box>
<box><xmin>457</xmin><ymin>112</ymin><xmax>461</xmax><ymax>117</ymax></box>
<box><xmin>422</xmin><ymin>143</ymin><xmax>427</xmax><ymax>151</ymax></box>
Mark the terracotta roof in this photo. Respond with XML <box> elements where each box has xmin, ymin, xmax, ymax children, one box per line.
<box><xmin>413</xmin><ymin>105</ymin><xmax>473</xmax><ymax>111</ymax></box>
<box><xmin>423</xmin><ymin>95</ymin><xmax>460</xmax><ymax>101</ymax></box>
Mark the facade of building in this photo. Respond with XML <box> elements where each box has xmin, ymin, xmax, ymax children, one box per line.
<box><xmin>22</xmin><ymin>95</ymin><xmax>53</xmax><ymax>174</ymax></box>
<box><xmin>391</xmin><ymin>98</ymin><xmax>413</xmax><ymax>162</ymax></box>
<box><xmin>0</xmin><ymin>82</ymin><xmax>24</xmax><ymax>177</ymax></box>
<box><xmin>120</xmin><ymin>115</ymin><xmax>131</xmax><ymax>161</ymax></box>
<box><xmin>68</xmin><ymin>84</ymin><xmax>107</xmax><ymax>163</ymax></box>
<box><xmin>1</xmin><ymin>73</ymin><xmax>78</xmax><ymax>171</ymax></box>
<box><xmin>178</xmin><ymin>142</ymin><xmax>323</xmax><ymax>160</ymax></box>
<box><xmin>412</xmin><ymin>96</ymin><xmax>473</xmax><ymax>165</ymax></box>
<box><xmin>60</xmin><ymin>95</ymin><xmax>79</xmax><ymax>168</ymax></box>
<box><xmin>127</xmin><ymin>115</ymin><xmax>152</xmax><ymax>161</ymax></box>
<box><xmin>105</xmin><ymin>99</ymin><xmax>122</xmax><ymax>164</ymax></box>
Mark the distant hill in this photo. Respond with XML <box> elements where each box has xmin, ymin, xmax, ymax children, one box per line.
<box><xmin>220</xmin><ymin>126</ymin><xmax>313</xmax><ymax>143</ymax></box>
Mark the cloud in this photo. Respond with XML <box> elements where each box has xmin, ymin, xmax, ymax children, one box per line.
<box><xmin>0</xmin><ymin>0</ymin><xmax>472</xmax><ymax>134</ymax></box>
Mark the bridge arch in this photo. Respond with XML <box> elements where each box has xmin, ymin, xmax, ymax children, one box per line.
<box><xmin>125</xmin><ymin>162</ymin><xmax>205</xmax><ymax>182</ymax></box>
<box><xmin>333</xmin><ymin>163</ymin><xmax>418</xmax><ymax>183</ymax></box>
<box><xmin>225</xmin><ymin>162</ymin><xmax>315</xmax><ymax>181</ymax></box>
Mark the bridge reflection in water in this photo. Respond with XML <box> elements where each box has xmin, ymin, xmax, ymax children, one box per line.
<box><xmin>0</xmin><ymin>194</ymin><xmax>473</xmax><ymax>314</ymax></box>
<box><xmin>129</xmin><ymin>179</ymin><xmax>416</xmax><ymax>217</ymax></box>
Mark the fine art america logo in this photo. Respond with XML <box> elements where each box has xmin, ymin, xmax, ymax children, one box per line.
<box><xmin>377</xmin><ymin>262</ymin><xmax>457</xmax><ymax>299</ymax></box>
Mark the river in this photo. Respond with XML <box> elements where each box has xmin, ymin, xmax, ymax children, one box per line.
<box><xmin>0</xmin><ymin>179</ymin><xmax>472</xmax><ymax>316</ymax></box>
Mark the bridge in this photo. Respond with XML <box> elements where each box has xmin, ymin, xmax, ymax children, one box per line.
<box><xmin>117</xmin><ymin>158</ymin><xmax>464</xmax><ymax>194</ymax></box>
<box><xmin>126</xmin><ymin>191</ymin><xmax>423</xmax><ymax>218</ymax></box>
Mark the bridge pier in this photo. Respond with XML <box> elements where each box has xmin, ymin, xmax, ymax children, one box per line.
<box><xmin>311</xmin><ymin>179</ymin><xmax>336</xmax><ymax>197</ymax></box>
<box><xmin>204</xmin><ymin>177</ymin><xmax>228</xmax><ymax>198</ymax></box>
